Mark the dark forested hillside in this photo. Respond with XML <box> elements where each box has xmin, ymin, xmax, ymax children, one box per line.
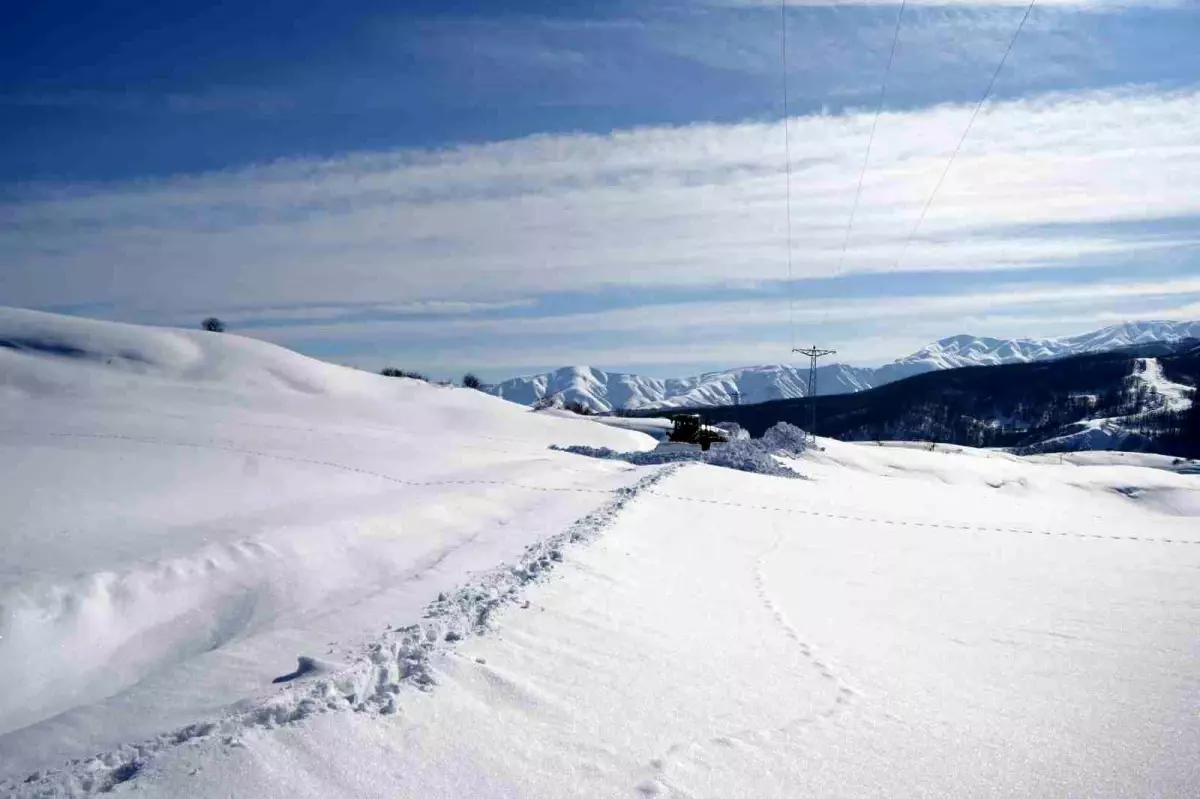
<box><xmin>663</xmin><ymin>341</ymin><xmax>1200</xmax><ymax>456</ymax></box>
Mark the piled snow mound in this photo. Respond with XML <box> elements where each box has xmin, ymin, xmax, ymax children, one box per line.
<box><xmin>760</xmin><ymin>421</ymin><xmax>808</xmax><ymax>455</ymax></box>
<box><xmin>554</xmin><ymin>444</ymin><xmax>704</xmax><ymax>466</ymax></box>
<box><xmin>705</xmin><ymin>439</ymin><xmax>802</xmax><ymax>477</ymax></box>
<box><xmin>553</xmin><ymin>422</ymin><xmax>807</xmax><ymax>478</ymax></box>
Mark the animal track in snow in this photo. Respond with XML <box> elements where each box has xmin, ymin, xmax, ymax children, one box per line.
<box><xmin>752</xmin><ymin>532</ymin><xmax>858</xmax><ymax>714</ymax></box>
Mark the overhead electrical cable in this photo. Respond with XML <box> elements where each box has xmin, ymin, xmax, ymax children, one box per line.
<box><xmin>781</xmin><ymin>0</ymin><xmax>796</xmax><ymax>350</ymax></box>
<box><xmin>832</xmin><ymin>0</ymin><xmax>908</xmax><ymax>280</ymax></box>
<box><xmin>819</xmin><ymin>0</ymin><xmax>908</xmax><ymax>328</ymax></box>
<box><xmin>891</xmin><ymin>0</ymin><xmax>1038</xmax><ymax>272</ymax></box>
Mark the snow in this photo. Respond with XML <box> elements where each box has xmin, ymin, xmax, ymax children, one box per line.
<box><xmin>589</xmin><ymin>414</ymin><xmax>675</xmax><ymax>440</ymax></box>
<box><xmin>552</xmin><ymin>422</ymin><xmax>806</xmax><ymax>478</ymax></box>
<box><xmin>80</xmin><ymin>437</ymin><xmax>1200</xmax><ymax>799</ymax></box>
<box><xmin>1019</xmin><ymin>357</ymin><xmax>1195</xmax><ymax>454</ymax></box>
<box><xmin>1027</xmin><ymin>417</ymin><xmax>1137</xmax><ymax>453</ymax></box>
<box><xmin>1023</xmin><ymin>450</ymin><xmax>1198</xmax><ymax>472</ymax></box>
<box><xmin>4</xmin><ymin>308</ymin><xmax>1200</xmax><ymax>798</ymax></box>
<box><xmin>0</xmin><ymin>307</ymin><xmax>655</xmax><ymax>781</ymax></box>
<box><xmin>488</xmin><ymin>321</ymin><xmax>1200</xmax><ymax>412</ymax></box>
<box><xmin>488</xmin><ymin>363</ymin><xmax>921</xmax><ymax>412</ymax></box>
<box><xmin>898</xmin><ymin>320</ymin><xmax>1200</xmax><ymax>370</ymax></box>
<box><xmin>1132</xmin><ymin>356</ymin><xmax>1193</xmax><ymax>412</ymax></box>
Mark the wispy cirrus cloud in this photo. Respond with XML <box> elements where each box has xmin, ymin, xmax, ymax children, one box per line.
<box><xmin>4</xmin><ymin>87</ymin><xmax>1199</xmax><ymax>299</ymax></box>
<box><xmin>3</xmin><ymin>86</ymin><xmax>1199</xmax><ymax>377</ymax></box>
<box><xmin>247</xmin><ymin>272</ymin><xmax>1200</xmax><ymax>377</ymax></box>
<box><xmin>248</xmin><ymin>274</ymin><xmax>1200</xmax><ymax>344</ymax></box>
<box><xmin>131</xmin><ymin>298</ymin><xmax>541</xmax><ymax>327</ymax></box>
<box><xmin>715</xmin><ymin>0</ymin><xmax>1185</xmax><ymax>7</ymax></box>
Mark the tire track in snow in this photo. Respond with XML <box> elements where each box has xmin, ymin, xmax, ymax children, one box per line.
<box><xmin>3</xmin><ymin>465</ymin><xmax>683</xmax><ymax>798</ymax></box>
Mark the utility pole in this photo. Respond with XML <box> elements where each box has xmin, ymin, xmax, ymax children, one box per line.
<box><xmin>793</xmin><ymin>345</ymin><xmax>836</xmax><ymax>443</ymax></box>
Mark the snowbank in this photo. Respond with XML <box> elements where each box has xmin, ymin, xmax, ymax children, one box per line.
<box><xmin>552</xmin><ymin>422</ymin><xmax>807</xmax><ymax>478</ymax></box>
<box><xmin>759</xmin><ymin>420</ymin><xmax>808</xmax><ymax>455</ymax></box>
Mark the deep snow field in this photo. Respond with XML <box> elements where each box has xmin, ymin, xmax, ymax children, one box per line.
<box><xmin>2</xmin><ymin>308</ymin><xmax>1198</xmax><ymax>798</ymax></box>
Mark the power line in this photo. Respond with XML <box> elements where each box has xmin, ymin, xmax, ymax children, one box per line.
<box><xmin>781</xmin><ymin>0</ymin><xmax>796</xmax><ymax>350</ymax></box>
<box><xmin>891</xmin><ymin>0</ymin><xmax>1038</xmax><ymax>272</ymax></box>
<box><xmin>831</xmin><ymin>1</ymin><xmax>908</xmax><ymax>286</ymax></box>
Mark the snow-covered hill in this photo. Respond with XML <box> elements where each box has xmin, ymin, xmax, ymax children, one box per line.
<box><xmin>489</xmin><ymin>321</ymin><xmax>1200</xmax><ymax>412</ymax></box>
<box><xmin>4</xmin><ymin>308</ymin><xmax>1199</xmax><ymax>798</ymax></box>
<box><xmin>0</xmin><ymin>307</ymin><xmax>653</xmax><ymax>781</ymax></box>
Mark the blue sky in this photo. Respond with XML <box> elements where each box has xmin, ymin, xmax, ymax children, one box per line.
<box><xmin>2</xmin><ymin>0</ymin><xmax>1199</xmax><ymax>380</ymax></box>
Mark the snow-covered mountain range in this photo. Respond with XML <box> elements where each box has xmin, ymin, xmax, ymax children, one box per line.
<box><xmin>489</xmin><ymin>321</ymin><xmax>1200</xmax><ymax>412</ymax></box>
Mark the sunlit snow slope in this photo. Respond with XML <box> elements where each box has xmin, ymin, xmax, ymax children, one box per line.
<box><xmin>0</xmin><ymin>308</ymin><xmax>654</xmax><ymax>779</ymax></box>
<box><xmin>119</xmin><ymin>440</ymin><xmax>1200</xmax><ymax>799</ymax></box>
<box><xmin>4</xmin><ymin>309</ymin><xmax>1199</xmax><ymax>799</ymax></box>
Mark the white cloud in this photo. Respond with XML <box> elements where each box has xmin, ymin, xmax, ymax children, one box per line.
<box><xmin>135</xmin><ymin>298</ymin><xmax>540</xmax><ymax>326</ymax></box>
<box><xmin>242</xmin><ymin>274</ymin><xmax>1200</xmax><ymax>342</ymax></box>
<box><xmin>717</xmin><ymin>1</ymin><xmax>1182</xmax><ymax>7</ymax></box>
<box><xmin>246</xmin><ymin>274</ymin><xmax>1200</xmax><ymax>375</ymax></box>
<box><xmin>3</xmin><ymin>87</ymin><xmax>1198</xmax><ymax>316</ymax></box>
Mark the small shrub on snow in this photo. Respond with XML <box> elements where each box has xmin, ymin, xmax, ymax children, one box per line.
<box><xmin>760</xmin><ymin>422</ymin><xmax>808</xmax><ymax>455</ymax></box>
<box><xmin>380</xmin><ymin>368</ymin><xmax>428</xmax><ymax>381</ymax></box>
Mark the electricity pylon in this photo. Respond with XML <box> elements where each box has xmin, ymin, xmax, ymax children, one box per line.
<box><xmin>793</xmin><ymin>345</ymin><xmax>836</xmax><ymax>443</ymax></box>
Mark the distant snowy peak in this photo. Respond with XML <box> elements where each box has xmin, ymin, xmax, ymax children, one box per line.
<box><xmin>901</xmin><ymin>321</ymin><xmax>1200</xmax><ymax>370</ymax></box>
<box><xmin>490</xmin><ymin>321</ymin><xmax>1200</xmax><ymax>412</ymax></box>
<box><xmin>492</xmin><ymin>366</ymin><xmax>668</xmax><ymax>413</ymax></box>
<box><xmin>489</xmin><ymin>362</ymin><xmax>910</xmax><ymax>413</ymax></box>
